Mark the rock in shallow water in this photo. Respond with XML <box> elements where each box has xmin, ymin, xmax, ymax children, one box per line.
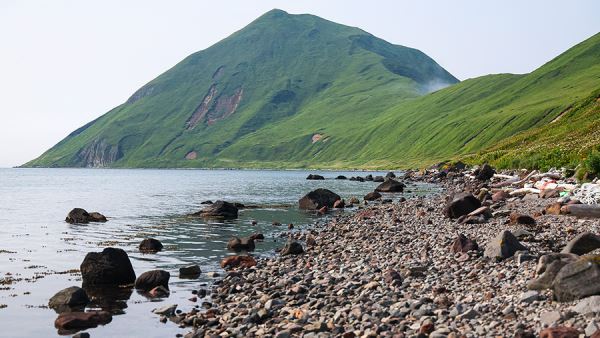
<box><xmin>298</xmin><ymin>189</ymin><xmax>341</xmax><ymax>210</ymax></box>
<box><xmin>374</xmin><ymin>179</ymin><xmax>405</xmax><ymax>192</ymax></box>
<box><xmin>364</xmin><ymin>191</ymin><xmax>381</xmax><ymax>201</ymax></box>
<box><xmin>54</xmin><ymin>311</ymin><xmax>112</xmax><ymax>331</ymax></box>
<box><xmin>227</xmin><ymin>237</ymin><xmax>255</xmax><ymax>251</ymax></box>
<box><xmin>135</xmin><ymin>270</ymin><xmax>170</xmax><ymax>291</ymax></box>
<box><xmin>138</xmin><ymin>238</ymin><xmax>163</xmax><ymax>253</ymax></box>
<box><xmin>65</xmin><ymin>208</ymin><xmax>107</xmax><ymax>224</ymax></box>
<box><xmin>192</xmin><ymin>200</ymin><xmax>239</xmax><ymax>219</ymax></box>
<box><xmin>179</xmin><ymin>265</ymin><xmax>201</xmax><ymax>278</ymax></box>
<box><xmin>48</xmin><ymin>286</ymin><xmax>89</xmax><ymax>311</ymax></box>
<box><xmin>80</xmin><ymin>247</ymin><xmax>136</xmax><ymax>287</ymax></box>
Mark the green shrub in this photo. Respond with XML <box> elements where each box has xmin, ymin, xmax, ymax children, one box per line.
<box><xmin>584</xmin><ymin>151</ymin><xmax>600</xmax><ymax>176</ymax></box>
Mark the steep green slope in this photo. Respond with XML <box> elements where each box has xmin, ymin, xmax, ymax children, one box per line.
<box><xmin>211</xmin><ymin>32</ymin><xmax>600</xmax><ymax>169</ymax></box>
<box><xmin>468</xmin><ymin>88</ymin><xmax>600</xmax><ymax>170</ymax></box>
<box><xmin>24</xmin><ymin>9</ymin><xmax>457</xmax><ymax>168</ymax></box>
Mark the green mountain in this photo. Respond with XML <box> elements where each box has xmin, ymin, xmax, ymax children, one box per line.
<box><xmin>336</xmin><ymin>31</ymin><xmax>600</xmax><ymax>168</ymax></box>
<box><xmin>25</xmin><ymin>10</ymin><xmax>599</xmax><ymax>170</ymax></box>
<box><xmin>24</xmin><ymin>9</ymin><xmax>457</xmax><ymax>168</ymax></box>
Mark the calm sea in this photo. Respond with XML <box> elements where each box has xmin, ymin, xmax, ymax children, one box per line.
<box><xmin>0</xmin><ymin>168</ymin><xmax>436</xmax><ymax>337</ymax></box>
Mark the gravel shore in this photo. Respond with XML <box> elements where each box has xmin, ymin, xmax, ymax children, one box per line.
<box><xmin>175</xmin><ymin>173</ymin><xmax>600</xmax><ymax>338</ymax></box>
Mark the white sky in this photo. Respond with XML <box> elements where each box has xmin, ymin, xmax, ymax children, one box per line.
<box><xmin>0</xmin><ymin>0</ymin><xmax>598</xmax><ymax>167</ymax></box>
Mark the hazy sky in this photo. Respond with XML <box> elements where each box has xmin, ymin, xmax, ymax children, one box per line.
<box><xmin>0</xmin><ymin>0</ymin><xmax>598</xmax><ymax>167</ymax></box>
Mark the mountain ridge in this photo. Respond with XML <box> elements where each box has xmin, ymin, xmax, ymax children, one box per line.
<box><xmin>24</xmin><ymin>9</ymin><xmax>458</xmax><ymax>168</ymax></box>
<box><xmin>23</xmin><ymin>10</ymin><xmax>599</xmax><ymax>170</ymax></box>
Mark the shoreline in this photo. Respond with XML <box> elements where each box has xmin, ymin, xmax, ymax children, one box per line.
<box><xmin>174</xmin><ymin>171</ymin><xmax>600</xmax><ymax>337</ymax></box>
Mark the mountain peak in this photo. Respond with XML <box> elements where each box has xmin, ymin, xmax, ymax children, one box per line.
<box><xmin>25</xmin><ymin>10</ymin><xmax>459</xmax><ymax>168</ymax></box>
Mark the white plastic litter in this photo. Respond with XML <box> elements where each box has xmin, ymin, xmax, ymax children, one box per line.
<box><xmin>573</xmin><ymin>183</ymin><xmax>600</xmax><ymax>205</ymax></box>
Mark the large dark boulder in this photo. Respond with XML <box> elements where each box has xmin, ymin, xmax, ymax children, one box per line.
<box><xmin>66</xmin><ymin>208</ymin><xmax>107</xmax><ymax>224</ymax></box>
<box><xmin>335</xmin><ymin>175</ymin><xmax>347</xmax><ymax>180</ymax></box>
<box><xmin>553</xmin><ymin>255</ymin><xmax>600</xmax><ymax>302</ymax></box>
<box><xmin>48</xmin><ymin>286</ymin><xmax>90</xmax><ymax>311</ymax></box>
<box><xmin>385</xmin><ymin>172</ymin><xmax>396</xmax><ymax>179</ymax></box>
<box><xmin>474</xmin><ymin>164</ymin><xmax>495</xmax><ymax>181</ymax></box>
<box><xmin>306</xmin><ymin>174</ymin><xmax>325</xmax><ymax>180</ymax></box>
<box><xmin>139</xmin><ymin>238</ymin><xmax>163</xmax><ymax>253</ymax></box>
<box><xmin>227</xmin><ymin>237</ymin><xmax>255</xmax><ymax>251</ymax></box>
<box><xmin>193</xmin><ymin>200</ymin><xmax>238</xmax><ymax>219</ymax></box>
<box><xmin>135</xmin><ymin>270</ymin><xmax>170</xmax><ymax>291</ymax></box>
<box><xmin>80</xmin><ymin>248</ymin><xmax>136</xmax><ymax>287</ymax></box>
<box><xmin>562</xmin><ymin>232</ymin><xmax>600</xmax><ymax>256</ymax></box>
<box><xmin>298</xmin><ymin>189</ymin><xmax>341</xmax><ymax>210</ymax></box>
<box><xmin>55</xmin><ymin>311</ymin><xmax>112</xmax><ymax>331</ymax></box>
<box><xmin>373</xmin><ymin>176</ymin><xmax>385</xmax><ymax>182</ymax></box>
<box><xmin>375</xmin><ymin>179</ymin><xmax>405</xmax><ymax>192</ymax></box>
<box><xmin>444</xmin><ymin>193</ymin><xmax>481</xmax><ymax>219</ymax></box>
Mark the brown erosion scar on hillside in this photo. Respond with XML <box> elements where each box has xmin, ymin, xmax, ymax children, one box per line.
<box><xmin>550</xmin><ymin>106</ymin><xmax>572</xmax><ymax>124</ymax></box>
<box><xmin>206</xmin><ymin>88</ymin><xmax>244</xmax><ymax>126</ymax></box>
<box><xmin>185</xmin><ymin>86</ymin><xmax>244</xmax><ymax>129</ymax></box>
<box><xmin>186</xmin><ymin>85</ymin><xmax>217</xmax><ymax>129</ymax></box>
<box><xmin>185</xmin><ymin>151</ymin><xmax>197</xmax><ymax>160</ymax></box>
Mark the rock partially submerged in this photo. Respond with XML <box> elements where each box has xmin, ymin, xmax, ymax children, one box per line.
<box><xmin>135</xmin><ymin>270</ymin><xmax>170</xmax><ymax>291</ymax></box>
<box><xmin>48</xmin><ymin>286</ymin><xmax>90</xmax><ymax>311</ymax></box>
<box><xmin>65</xmin><ymin>208</ymin><xmax>107</xmax><ymax>224</ymax></box>
<box><xmin>227</xmin><ymin>237</ymin><xmax>255</xmax><ymax>251</ymax></box>
<box><xmin>374</xmin><ymin>179</ymin><xmax>405</xmax><ymax>192</ymax></box>
<box><xmin>192</xmin><ymin>200</ymin><xmax>239</xmax><ymax>219</ymax></box>
<box><xmin>139</xmin><ymin>238</ymin><xmax>163</xmax><ymax>253</ymax></box>
<box><xmin>364</xmin><ymin>191</ymin><xmax>382</xmax><ymax>201</ymax></box>
<box><xmin>306</xmin><ymin>174</ymin><xmax>325</xmax><ymax>180</ymax></box>
<box><xmin>298</xmin><ymin>189</ymin><xmax>341</xmax><ymax>210</ymax></box>
<box><xmin>54</xmin><ymin>311</ymin><xmax>112</xmax><ymax>331</ymax></box>
<box><xmin>179</xmin><ymin>265</ymin><xmax>201</xmax><ymax>278</ymax></box>
<box><xmin>80</xmin><ymin>247</ymin><xmax>136</xmax><ymax>287</ymax></box>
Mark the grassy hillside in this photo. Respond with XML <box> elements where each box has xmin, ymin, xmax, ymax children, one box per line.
<box><xmin>24</xmin><ymin>10</ymin><xmax>599</xmax><ymax>170</ymax></box>
<box><xmin>467</xmin><ymin>89</ymin><xmax>600</xmax><ymax>170</ymax></box>
<box><xmin>208</xmin><ymin>32</ymin><xmax>600</xmax><ymax>169</ymax></box>
<box><xmin>24</xmin><ymin>9</ymin><xmax>457</xmax><ymax>168</ymax></box>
